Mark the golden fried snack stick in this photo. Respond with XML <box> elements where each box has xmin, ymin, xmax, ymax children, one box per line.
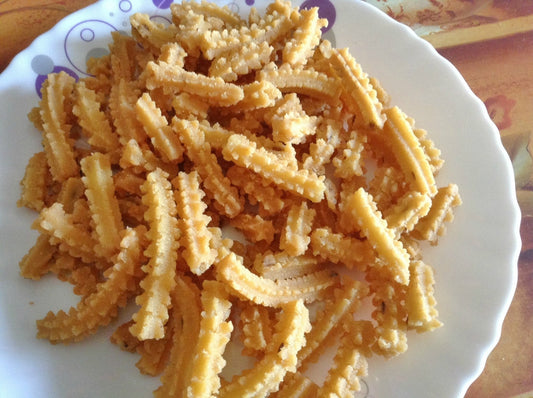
<box><xmin>318</xmin><ymin>326</ymin><xmax>369</xmax><ymax>396</ymax></box>
<box><xmin>383</xmin><ymin>106</ymin><xmax>438</xmax><ymax>196</ymax></box>
<box><xmin>280</xmin><ymin>201</ymin><xmax>316</xmax><ymax>256</ymax></box>
<box><xmin>145</xmin><ymin>60</ymin><xmax>244</xmax><ymax>106</ymax></box>
<box><xmin>406</xmin><ymin>260</ymin><xmax>442</xmax><ymax>332</ymax></box>
<box><xmin>130</xmin><ymin>169</ymin><xmax>180</xmax><ymax>340</ymax></box>
<box><xmin>222</xmin><ymin>134</ymin><xmax>326</xmax><ymax>203</ymax></box>
<box><xmin>226</xmin><ymin>165</ymin><xmax>286</xmax><ymax>216</ymax></box>
<box><xmin>282</xmin><ymin>7</ymin><xmax>326</xmax><ymax>67</ymax></box>
<box><xmin>332</xmin><ymin>130</ymin><xmax>367</xmax><ymax>179</ymax></box>
<box><xmin>320</xmin><ymin>41</ymin><xmax>386</xmax><ymax>128</ymax></box>
<box><xmin>19</xmin><ymin>234</ymin><xmax>57</xmax><ymax>280</ymax></box>
<box><xmin>18</xmin><ymin>151</ymin><xmax>49</xmax><ymax>211</ymax></box>
<box><xmin>269</xmin><ymin>93</ymin><xmax>318</xmax><ymax>145</ymax></box>
<box><xmin>107</xmin><ymin>31</ymin><xmax>138</xmax><ymax>83</ymax></box>
<box><xmin>136</xmin><ymin>92</ymin><xmax>184</xmax><ymax>163</ymax></box>
<box><xmin>171</xmin><ymin>92</ymin><xmax>209</xmax><ymax>120</ymax></box>
<box><xmin>272</xmin><ymin>372</ymin><xmax>318</xmax><ymax>398</ymax></box>
<box><xmin>209</xmin><ymin>41</ymin><xmax>274</xmax><ymax>82</ymax></box>
<box><xmin>367</xmin><ymin>166</ymin><xmax>406</xmax><ymax>210</ymax></box>
<box><xmin>110</xmin><ymin>320</ymin><xmax>140</xmax><ymax>353</ymax></box>
<box><xmin>296</xmin><ymin>279</ymin><xmax>368</xmax><ymax>371</ymax></box>
<box><xmin>119</xmin><ymin>139</ymin><xmax>172</xmax><ymax>173</ymax></box>
<box><xmin>73</xmin><ymin>81</ymin><xmax>120</xmax><ymax>153</ymax></box>
<box><xmin>344</xmin><ymin>188</ymin><xmax>411</xmax><ymax>285</ymax></box>
<box><xmin>67</xmin><ymin>264</ymin><xmax>101</xmax><ymax>298</ymax></box>
<box><xmin>259</xmin><ymin>62</ymin><xmax>340</xmax><ymax>101</ymax></box>
<box><xmin>108</xmin><ymin>79</ymin><xmax>147</xmax><ymax>145</ymax></box>
<box><xmin>384</xmin><ymin>191</ymin><xmax>432</xmax><ymax>237</ymax></box>
<box><xmin>414</xmin><ymin>127</ymin><xmax>444</xmax><ymax>173</ymax></box>
<box><xmin>130</xmin><ymin>13</ymin><xmax>178</xmax><ymax>55</ymax></box>
<box><xmin>217</xmin><ymin>251</ymin><xmax>337</xmax><ymax>307</ymax></box>
<box><xmin>80</xmin><ymin>153</ymin><xmax>124</xmax><ymax>258</ymax></box>
<box><xmin>173</xmin><ymin>171</ymin><xmax>216</xmax><ymax>275</ymax></box>
<box><xmin>113</xmin><ymin>169</ymin><xmax>144</xmax><ymax>197</ymax></box>
<box><xmin>170</xmin><ymin>0</ymin><xmax>243</xmax><ymax>30</ymax></box>
<box><xmin>186</xmin><ymin>280</ymin><xmax>233</xmax><ymax>398</ymax></box>
<box><xmin>33</xmin><ymin>202</ymin><xmax>101</xmax><ymax>264</ymax></box>
<box><xmin>219</xmin><ymin>300</ymin><xmax>311</xmax><ymax>398</ymax></box>
<box><xmin>36</xmin><ymin>227</ymin><xmax>145</xmax><ymax>344</ymax></box>
<box><xmin>27</xmin><ymin>106</ymin><xmax>43</xmax><ymax>131</ymax></box>
<box><xmin>175</xmin><ymin>118</ymin><xmax>244</xmax><ymax>218</ymax></box>
<box><xmin>226</xmin><ymin>80</ymin><xmax>282</xmax><ymax>113</ymax></box>
<box><xmin>56</xmin><ymin>177</ymin><xmax>85</xmax><ymax>213</ymax></box>
<box><xmin>39</xmin><ymin>71</ymin><xmax>79</xmax><ymax>182</ymax></box>
<box><xmin>310</xmin><ymin>227</ymin><xmax>373</xmax><ymax>270</ymax></box>
<box><xmin>370</xmin><ymin>279</ymin><xmax>408</xmax><ymax>358</ymax></box>
<box><xmin>229</xmin><ymin>213</ymin><xmax>276</xmax><ymax>244</ymax></box>
<box><xmin>412</xmin><ymin>183</ymin><xmax>462</xmax><ymax>244</ymax></box>
<box><xmin>302</xmin><ymin>138</ymin><xmax>335</xmax><ymax>175</ymax></box>
<box><xmin>253</xmin><ymin>251</ymin><xmax>323</xmax><ymax>280</ymax></box>
<box><xmin>239</xmin><ymin>303</ymin><xmax>274</xmax><ymax>356</ymax></box>
<box><xmin>135</xmin><ymin>324</ymin><xmax>174</xmax><ymax>376</ymax></box>
<box><xmin>190</xmin><ymin>120</ymin><xmax>232</xmax><ymax>150</ymax></box>
<box><xmin>199</xmin><ymin>2</ymin><xmax>294</xmax><ymax>60</ymax></box>
<box><xmin>154</xmin><ymin>274</ymin><xmax>202</xmax><ymax>397</ymax></box>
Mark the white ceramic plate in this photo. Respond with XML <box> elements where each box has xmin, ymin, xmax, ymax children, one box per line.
<box><xmin>0</xmin><ymin>1</ymin><xmax>521</xmax><ymax>397</ymax></box>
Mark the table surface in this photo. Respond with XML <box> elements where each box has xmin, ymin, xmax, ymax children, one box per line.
<box><xmin>0</xmin><ymin>1</ymin><xmax>531</xmax><ymax>397</ymax></box>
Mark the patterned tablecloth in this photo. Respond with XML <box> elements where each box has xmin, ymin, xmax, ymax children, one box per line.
<box><xmin>1</xmin><ymin>1</ymin><xmax>531</xmax><ymax>397</ymax></box>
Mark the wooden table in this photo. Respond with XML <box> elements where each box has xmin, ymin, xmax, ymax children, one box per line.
<box><xmin>1</xmin><ymin>1</ymin><xmax>530</xmax><ymax>397</ymax></box>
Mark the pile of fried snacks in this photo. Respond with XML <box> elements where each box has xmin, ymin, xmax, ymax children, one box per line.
<box><xmin>18</xmin><ymin>0</ymin><xmax>462</xmax><ymax>396</ymax></box>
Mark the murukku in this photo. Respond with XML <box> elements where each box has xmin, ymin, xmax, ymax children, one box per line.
<box><xmin>254</xmin><ymin>251</ymin><xmax>323</xmax><ymax>280</ymax></box>
<box><xmin>296</xmin><ymin>278</ymin><xmax>369</xmax><ymax>371</ymax></box>
<box><xmin>175</xmin><ymin>118</ymin><xmax>244</xmax><ymax>218</ymax></box>
<box><xmin>406</xmin><ymin>260</ymin><xmax>442</xmax><ymax>332</ymax></box>
<box><xmin>383</xmin><ymin>106</ymin><xmax>437</xmax><ymax>196</ymax></box>
<box><xmin>130</xmin><ymin>13</ymin><xmax>178</xmax><ymax>56</ymax></box>
<box><xmin>18</xmin><ymin>234</ymin><xmax>57</xmax><ymax>280</ymax></box>
<box><xmin>344</xmin><ymin>188</ymin><xmax>411</xmax><ymax>285</ymax></box>
<box><xmin>73</xmin><ymin>81</ymin><xmax>120</xmax><ymax>153</ymax></box>
<box><xmin>218</xmin><ymin>300</ymin><xmax>310</xmax><ymax>398</ymax></box>
<box><xmin>269</xmin><ymin>93</ymin><xmax>318</xmax><ymax>145</ymax></box>
<box><xmin>319</xmin><ymin>40</ymin><xmax>385</xmax><ymax>128</ymax></box>
<box><xmin>80</xmin><ymin>152</ymin><xmax>124</xmax><ymax>258</ymax></box>
<box><xmin>130</xmin><ymin>168</ymin><xmax>180</xmax><ymax>340</ymax></box>
<box><xmin>145</xmin><ymin>60</ymin><xmax>244</xmax><ymax>106</ymax></box>
<box><xmin>17</xmin><ymin>1</ymin><xmax>461</xmax><ymax>395</ymax></box>
<box><xmin>217</xmin><ymin>251</ymin><xmax>338</xmax><ymax>307</ymax></box>
<box><xmin>317</xmin><ymin>332</ymin><xmax>368</xmax><ymax>396</ymax></box>
<box><xmin>411</xmin><ymin>183</ymin><xmax>462</xmax><ymax>244</ymax></box>
<box><xmin>56</xmin><ymin>176</ymin><xmax>85</xmax><ymax>213</ymax></box>
<box><xmin>282</xmin><ymin>7</ymin><xmax>326</xmax><ymax>67</ymax></box>
<box><xmin>154</xmin><ymin>274</ymin><xmax>201</xmax><ymax>397</ymax></box>
<box><xmin>36</xmin><ymin>226</ymin><xmax>145</xmax><ymax>344</ymax></box>
<box><xmin>186</xmin><ymin>280</ymin><xmax>233</xmax><ymax>398</ymax></box>
<box><xmin>279</xmin><ymin>201</ymin><xmax>316</xmax><ymax>256</ymax></box>
<box><xmin>239</xmin><ymin>303</ymin><xmax>275</xmax><ymax>357</ymax></box>
<box><xmin>310</xmin><ymin>227</ymin><xmax>372</xmax><ymax>271</ymax></box>
<box><xmin>173</xmin><ymin>171</ymin><xmax>216</xmax><ymax>275</ymax></box>
<box><xmin>17</xmin><ymin>151</ymin><xmax>49</xmax><ymax>212</ymax></box>
<box><xmin>259</xmin><ymin>62</ymin><xmax>340</xmax><ymax>102</ymax></box>
<box><xmin>39</xmin><ymin>71</ymin><xmax>79</xmax><ymax>182</ymax></box>
<box><xmin>222</xmin><ymin>134</ymin><xmax>325</xmax><ymax>203</ymax></box>
<box><xmin>136</xmin><ymin>92</ymin><xmax>183</xmax><ymax>163</ymax></box>
<box><xmin>226</xmin><ymin>165</ymin><xmax>286</xmax><ymax>216</ymax></box>
<box><xmin>33</xmin><ymin>202</ymin><xmax>101</xmax><ymax>264</ymax></box>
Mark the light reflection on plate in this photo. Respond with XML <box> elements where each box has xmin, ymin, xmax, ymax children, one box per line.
<box><xmin>0</xmin><ymin>1</ymin><xmax>520</xmax><ymax>397</ymax></box>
